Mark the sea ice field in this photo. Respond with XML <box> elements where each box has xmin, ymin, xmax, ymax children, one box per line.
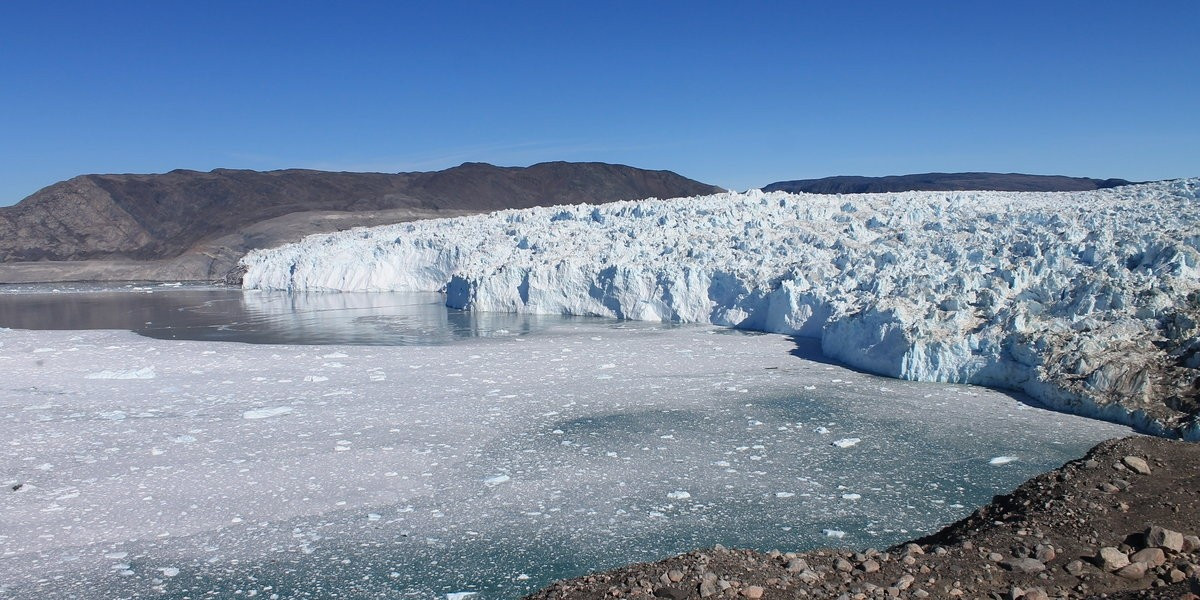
<box><xmin>0</xmin><ymin>303</ymin><xmax>1131</xmax><ymax>599</ymax></box>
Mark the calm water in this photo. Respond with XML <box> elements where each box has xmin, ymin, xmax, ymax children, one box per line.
<box><xmin>0</xmin><ymin>283</ymin><xmax>619</xmax><ymax>345</ymax></box>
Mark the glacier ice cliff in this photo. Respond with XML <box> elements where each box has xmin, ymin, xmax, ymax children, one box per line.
<box><xmin>242</xmin><ymin>180</ymin><xmax>1200</xmax><ymax>438</ymax></box>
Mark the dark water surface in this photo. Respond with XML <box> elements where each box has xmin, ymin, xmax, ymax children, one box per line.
<box><xmin>0</xmin><ymin>283</ymin><xmax>615</xmax><ymax>345</ymax></box>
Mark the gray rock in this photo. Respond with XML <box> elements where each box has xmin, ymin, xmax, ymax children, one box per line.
<box><xmin>1022</xmin><ymin>588</ymin><xmax>1050</xmax><ymax>600</ymax></box>
<box><xmin>1065</xmin><ymin>559</ymin><xmax>1086</xmax><ymax>576</ymax></box>
<box><xmin>654</xmin><ymin>587</ymin><xmax>687</xmax><ymax>600</ymax></box>
<box><xmin>861</xmin><ymin>559</ymin><xmax>880</xmax><ymax>573</ymax></box>
<box><xmin>1116</xmin><ymin>561</ymin><xmax>1149</xmax><ymax>579</ymax></box>
<box><xmin>741</xmin><ymin>585</ymin><xmax>764</xmax><ymax>599</ymax></box>
<box><xmin>1147</xmin><ymin>526</ymin><xmax>1185</xmax><ymax>552</ymax></box>
<box><xmin>1000</xmin><ymin>557</ymin><xmax>1046</xmax><ymax>574</ymax></box>
<box><xmin>1122</xmin><ymin>455</ymin><xmax>1151</xmax><ymax>475</ymax></box>
<box><xmin>895</xmin><ymin>574</ymin><xmax>915</xmax><ymax>590</ymax></box>
<box><xmin>1130</xmin><ymin>547</ymin><xmax>1166</xmax><ymax>567</ymax></box>
<box><xmin>1097</xmin><ymin>547</ymin><xmax>1130</xmax><ymax>571</ymax></box>
<box><xmin>786</xmin><ymin>558</ymin><xmax>808</xmax><ymax>573</ymax></box>
<box><xmin>834</xmin><ymin>558</ymin><xmax>853</xmax><ymax>572</ymax></box>
<box><xmin>1184</xmin><ymin>535</ymin><xmax>1200</xmax><ymax>553</ymax></box>
<box><xmin>795</xmin><ymin>570</ymin><xmax>821</xmax><ymax>585</ymax></box>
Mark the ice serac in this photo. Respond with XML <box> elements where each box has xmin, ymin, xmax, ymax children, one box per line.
<box><xmin>242</xmin><ymin>180</ymin><xmax>1200</xmax><ymax>437</ymax></box>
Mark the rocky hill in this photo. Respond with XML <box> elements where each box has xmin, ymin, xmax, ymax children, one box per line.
<box><xmin>0</xmin><ymin>162</ymin><xmax>720</xmax><ymax>282</ymax></box>
<box><xmin>528</xmin><ymin>435</ymin><xmax>1200</xmax><ymax>600</ymax></box>
<box><xmin>762</xmin><ymin>172</ymin><xmax>1135</xmax><ymax>194</ymax></box>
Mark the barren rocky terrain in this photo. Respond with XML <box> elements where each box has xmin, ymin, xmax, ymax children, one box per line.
<box><xmin>0</xmin><ymin>162</ymin><xmax>721</xmax><ymax>282</ymax></box>
<box><xmin>528</xmin><ymin>436</ymin><xmax>1199</xmax><ymax>600</ymax></box>
<box><xmin>763</xmin><ymin>173</ymin><xmax>1134</xmax><ymax>194</ymax></box>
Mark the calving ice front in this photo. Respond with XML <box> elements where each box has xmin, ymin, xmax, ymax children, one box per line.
<box><xmin>242</xmin><ymin>180</ymin><xmax>1200</xmax><ymax>438</ymax></box>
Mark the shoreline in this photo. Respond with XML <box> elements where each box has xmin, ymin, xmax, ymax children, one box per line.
<box><xmin>526</xmin><ymin>435</ymin><xmax>1200</xmax><ymax>600</ymax></box>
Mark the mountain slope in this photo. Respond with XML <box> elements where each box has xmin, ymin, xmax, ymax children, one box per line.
<box><xmin>762</xmin><ymin>172</ymin><xmax>1135</xmax><ymax>194</ymax></box>
<box><xmin>0</xmin><ymin>162</ymin><xmax>721</xmax><ymax>266</ymax></box>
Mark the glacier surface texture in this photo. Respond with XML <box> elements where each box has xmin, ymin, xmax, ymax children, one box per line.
<box><xmin>243</xmin><ymin>180</ymin><xmax>1200</xmax><ymax>437</ymax></box>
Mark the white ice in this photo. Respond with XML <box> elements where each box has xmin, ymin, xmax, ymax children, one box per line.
<box><xmin>0</xmin><ymin>325</ymin><xmax>1129</xmax><ymax>598</ymax></box>
<box><xmin>241</xmin><ymin>180</ymin><xmax>1200</xmax><ymax>436</ymax></box>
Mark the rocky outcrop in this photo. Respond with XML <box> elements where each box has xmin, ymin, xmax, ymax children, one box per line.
<box><xmin>0</xmin><ymin>162</ymin><xmax>720</xmax><ymax>281</ymax></box>
<box><xmin>762</xmin><ymin>172</ymin><xmax>1135</xmax><ymax>194</ymax></box>
<box><xmin>526</xmin><ymin>436</ymin><xmax>1200</xmax><ymax>600</ymax></box>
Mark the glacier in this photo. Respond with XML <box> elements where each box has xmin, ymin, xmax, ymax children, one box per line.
<box><xmin>242</xmin><ymin>179</ymin><xmax>1200</xmax><ymax>438</ymax></box>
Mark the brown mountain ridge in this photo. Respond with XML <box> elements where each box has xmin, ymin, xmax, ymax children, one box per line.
<box><xmin>0</xmin><ymin>162</ymin><xmax>721</xmax><ymax>282</ymax></box>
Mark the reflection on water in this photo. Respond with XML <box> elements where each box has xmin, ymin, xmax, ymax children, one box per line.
<box><xmin>0</xmin><ymin>285</ymin><xmax>616</xmax><ymax>345</ymax></box>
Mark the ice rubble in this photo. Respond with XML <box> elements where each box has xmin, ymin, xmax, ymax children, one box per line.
<box><xmin>242</xmin><ymin>180</ymin><xmax>1200</xmax><ymax>437</ymax></box>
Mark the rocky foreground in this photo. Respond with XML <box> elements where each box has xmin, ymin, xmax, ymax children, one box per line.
<box><xmin>528</xmin><ymin>436</ymin><xmax>1199</xmax><ymax>600</ymax></box>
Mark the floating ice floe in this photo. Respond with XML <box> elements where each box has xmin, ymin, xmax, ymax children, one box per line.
<box><xmin>831</xmin><ymin>438</ymin><xmax>861</xmax><ymax>448</ymax></box>
<box><xmin>242</xmin><ymin>406</ymin><xmax>293</xmax><ymax>420</ymax></box>
<box><xmin>483</xmin><ymin>474</ymin><xmax>511</xmax><ymax>486</ymax></box>
<box><xmin>86</xmin><ymin>367</ymin><xmax>156</xmax><ymax>380</ymax></box>
<box><xmin>989</xmin><ymin>456</ymin><xmax>1018</xmax><ymax>465</ymax></box>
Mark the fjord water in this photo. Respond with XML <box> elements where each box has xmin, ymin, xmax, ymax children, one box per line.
<box><xmin>0</xmin><ymin>286</ymin><xmax>1130</xmax><ymax>599</ymax></box>
<box><xmin>0</xmin><ymin>284</ymin><xmax>593</xmax><ymax>345</ymax></box>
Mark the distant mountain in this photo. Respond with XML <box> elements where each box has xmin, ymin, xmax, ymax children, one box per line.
<box><xmin>762</xmin><ymin>172</ymin><xmax>1136</xmax><ymax>194</ymax></box>
<box><xmin>0</xmin><ymin>162</ymin><xmax>720</xmax><ymax>282</ymax></box>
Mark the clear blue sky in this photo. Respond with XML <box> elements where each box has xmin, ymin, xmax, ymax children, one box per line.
<box><xmin>2</xmin><ymin>1</ymin><xmax>1197</xmax><ymax>204</ymax></box>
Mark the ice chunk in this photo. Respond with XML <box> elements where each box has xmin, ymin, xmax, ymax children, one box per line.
<box><xmin>823</xmin><ymin>529</ymin><xmax>846</xmax><ymax>539</ymax></box>
<box><xmin>483</xmin><ymin>474</ymin><xmax>511</xmax><ymax>486</ymax></box>
<box><xmin>666</xmin><ymin>490</ymin><xmax>692</xmax><ymax>500</ymax></box>
<box><xmin>446</xmin><ymin>593</ymin><xmax>477</xmax><ymax>600</ymax></box>
<box><xmin>242</xmin><ymin>406</ymin><xmax>293</xmax><ymax>420</ymax></box>
<box><xmin>989</xmin><ymin>456</ymin><xmax>1018</xmax><ymax>465</ymax></box>
<box><xmin>831</xmin><ymin>437</ymin><xmax>861</xmax><ymax>448</ymax></box>
<box><xmin>86</xmin><ymin>367</ymin><xmax>155</xmax><ymax>380</ymax></box>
